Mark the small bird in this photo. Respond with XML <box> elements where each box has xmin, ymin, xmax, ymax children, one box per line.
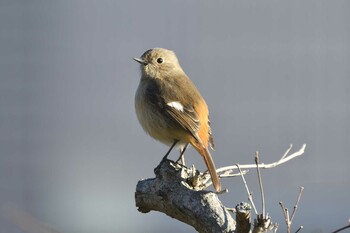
<box><xmin>133</xmin><ymin>48</ymin><xmax>221</xmax><ymax>192</ymax></box>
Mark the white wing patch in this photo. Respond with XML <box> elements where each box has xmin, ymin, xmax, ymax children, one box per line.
<box><xmin>167</xmin><ymin>101</ymin><xmax>184</xmax><ymax>112</ymax></box>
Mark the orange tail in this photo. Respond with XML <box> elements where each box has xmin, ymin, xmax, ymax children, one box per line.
<box><xmin>193</xmin><ymin>145</ymin><xmax>221</xmax><ymax>192</ymax></box>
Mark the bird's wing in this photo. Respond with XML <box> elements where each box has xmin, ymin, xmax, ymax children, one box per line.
<box><xmin>165</xmin><ymin>101</ymin><xmax>202</xmax><ymax>142</ymax></box>
<box><xmin>144</xmin><ymin>79</ymin><xmax>202</xmax><ymax>143</ymax></box>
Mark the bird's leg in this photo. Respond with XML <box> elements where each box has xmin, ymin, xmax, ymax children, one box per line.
<box><xmin>161</xmin><ymin>140</ymin><xmax>178</xmax><ymax>161</ymax></box>
<box><xmin>176</xmin><ymin>143</ymin><xmax>188</xmax><ymax>165</ymax></box>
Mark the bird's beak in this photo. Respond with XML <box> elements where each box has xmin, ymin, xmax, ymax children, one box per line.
<box><xmin>133</xmin><ymin>57</ymin><xmax>148</xmax><ymax>65</ymax></box>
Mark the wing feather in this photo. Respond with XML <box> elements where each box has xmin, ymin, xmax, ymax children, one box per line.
<box><xmin>166</xmin><ymin>103</ymin><xmax>201</xmax><ymax>142</ymax></box>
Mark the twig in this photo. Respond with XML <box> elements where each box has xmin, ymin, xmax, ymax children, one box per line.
<box><xmin>280</xmin><ymin>144</ymin><xmax>293</xmax><ymax>161</ymax></box>
<box><xmin>279</xmin><ymin>202</ymin><xmax>291</xmax><ymax>233</ymax></box>
<box><xmin>255</xmin><ymin>151</ymin><xmax>265</xmax><ymax>219</ymax></box>
<box><xmin>201</xmin><ymin>169</ymin><xmax>248</xmax><ymax>189</ymax></box>
<box><xmin>242</xmin><ymin>152</ymin><xmax>278</xmax><ymax>233</ymax></box>
<box><xmin>332</xmin><ymin>221</ymin><xmax>350</xmax><ymax>233</ymax></box>
<box><xmin>279</xmin><ymin>187</ymin><xmax>305</xmax><ymax>233</ymax></box>
<box><xmin>237</xmin><ymin>164</ymin><xmax>258</xmax><ymax>215</ymax></box>
<box><xmin>295</xmin><ymin>226</ymin><xmax>303</xmax><ymax>233</ymax></box>
<box><xmin>290</xmin><ymin>187</ymin><xmax>304</xmax><ymax>222</ymax></box>
<box><xmin>216</xmin><ymin>144</ymin><xmax>306</xmax><ymax>173</ymax></box>
<box><xmin>201</xmin><ymin>144</ymin><xmax>306</xmax><ymax>188</ymax></box>
<box><xmin>220</xmin><ymin>170</ymin><xmax>248</xmax><ymax>178</ymax></box>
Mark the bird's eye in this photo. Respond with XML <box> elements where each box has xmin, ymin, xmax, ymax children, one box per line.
<box><xmin>156</xmin><ymin>58</ymin><xmax>163</xmax><ymax>64</ymax></box>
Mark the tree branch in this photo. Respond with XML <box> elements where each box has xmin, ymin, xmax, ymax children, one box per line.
<box><xmin>235</xmin><ymin>202</ymin><xmax>251</xmax><ymax>233</ymax></box>
<box><xmin>201</xmin><ymin>144</ymin><xmax>306</xmax><ymax>186</ymax></box>
<box><xmin>279</xmin><ymin>187</ymin><xmax>304</xmax><ymax>233</ymax></box>
<box><xmin>135</xmin><ymin>159</ymin><xmax>236</xmax><ymax>233</ymax></box>
<box><xmin>135</xmin><ymin>144</ymin><xmax>306</xmax><ymax>232</ymax></box>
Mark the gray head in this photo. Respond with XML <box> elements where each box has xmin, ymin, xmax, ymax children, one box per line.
<box><xmin>133</xmin><ymin>48</ymin><xmax>184</xmax><ymax>79</ymax></box>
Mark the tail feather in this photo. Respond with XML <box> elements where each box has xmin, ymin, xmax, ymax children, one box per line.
<box><xmin>196</xmin><ymin>146</ymin><xmax>221</xmax><ymax>192</ymax></box>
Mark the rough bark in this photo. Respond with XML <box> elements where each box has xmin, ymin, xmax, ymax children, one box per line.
<box><xmin>135</xmin><ymin>159</ymin><xmax>236</xmax><ymax>233</ymax></box>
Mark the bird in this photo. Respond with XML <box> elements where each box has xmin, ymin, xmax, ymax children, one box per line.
<box><xmin>133</xmin><ymin>48</ymin><xmax>221</xmax><ymax>192</ymax></box>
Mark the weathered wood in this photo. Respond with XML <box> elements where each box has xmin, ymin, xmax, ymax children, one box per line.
<box><xmin>135</xmin><ymin>159</ymin><xmax>236</xmax><ymax>233</ymax></box>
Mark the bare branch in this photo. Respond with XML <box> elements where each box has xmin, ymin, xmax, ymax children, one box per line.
<box><xmin>332</xmin><ymin>221</ymin><xmax>350</xmax><ymax>233</ymax></box>
<box><xmin>255</xmin><ymin>151</ymin><xmax>266</xmax><ymax>219</ymax></box>
<box><xmin>279</xmin><ymin>187</ymin><xmax>305</xmax><ymax>233</ymax></box>
<box><xmin>135</xmin><ymin>143</ymin><xmax>306</xmax><ymax>232</ymax></box>
<box><xmin>290</xmin><ymin>187</ymin><xmax>304</xmax><ymax>222</ymax></box>
<box><xmin>220</xmin><ymin>170</ymin><xmax>248</xmax><ymax>178</ymax></box>
<box><xmin>203</xmin><ymin>169</ymin><xmax>248</xmax><ymax>188</ymax></box>
<box><xmin>280</xmin><ymin>144</ymin><xmax>293</xmax><ymax>160</ymax></box>
<box><xmin>295</xmin><ymin>226</ymin><xmax>303</xmax><ymax>233</ymax></box>
<box><xmin>279</xmin><ymin>202</ymin><xmax>291</xmax><ymax>233</ymax></box>
<box><xmin>237</xmin><ymin>164</ymin><xmax>258</xmax><ymax>215</ymax></box>
<box><xmin>216</xmin><ymin>144</ymin><xmax>306</xmax><ymax>174</ymax></box>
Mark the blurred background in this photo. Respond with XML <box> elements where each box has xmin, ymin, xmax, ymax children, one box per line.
<box><xmin>1</xmin><ymin>1</ymin><xmax>349</xmax><ymax>232</ymax></box>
